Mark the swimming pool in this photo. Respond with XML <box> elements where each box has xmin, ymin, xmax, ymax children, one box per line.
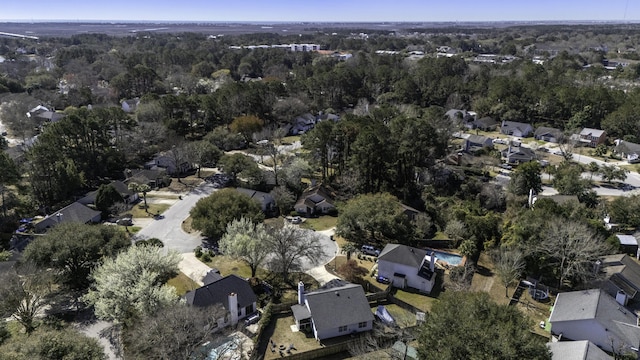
<box><xmin>430</xmin><ymin>250</ymin><xmax>464</xmax><ymax>266</ymax></box>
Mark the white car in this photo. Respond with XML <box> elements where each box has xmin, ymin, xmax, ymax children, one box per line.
<box><xmin>492</xmin><ymin>138</ymin><xmax>507</xmax><ymax>145</ymax></box>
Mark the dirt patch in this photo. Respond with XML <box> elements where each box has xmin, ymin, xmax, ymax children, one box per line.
<box><xmin>182</xmin><ymin>217</ymin><xmax>194</xmax><ymax>234</ymax></box>
<box><xmin>167</xmin><ymin>177</ymin><xmax>205</xmax><ymax>193</ymax></box>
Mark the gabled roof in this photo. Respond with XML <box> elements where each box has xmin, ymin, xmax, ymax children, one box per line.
<box><xmin>616</xmin><ymin>235</ymin><xmax>638</xmax><ymax>246</ymax></box>
<box><xmin>501</xmin><ymin>121</ymin><xmax>533</xmax><ymax>134</ymax></box>
<box><xmin>503</xmin><ymin>146</ymin><xmax>536</xmax><ymax>160</ymax></box>
<box><xmin>474</xmin><ymin>116</ymin><xmax>498</xmax><ymax>127</ymax></box>
<box><xmin>378</xmin><ymin>244</ymin><xmax>428</xmax><ymax>269</ymax></box>
<box><xmin>615</xmin><ymin>140</ymin><xmax>640</xmax><ymax>155</ymax></box>
<box><xmin>295</xmin><ymin>184</ymin><xmax>336</xmax><ymax>208</ymax></box>
<box><xmin>185</xmin><ymin>274</ymin><xmax>257</xmax><ymax>311</ymax></box>
<box><xmin>466</xmin><ymin>134</ymin><xmax>492</xmax><ymax>145</ymax></box>
<box><xmin>600</xmin><ymin>254</ymin><xmax>640</xmax><ymax>297</ymax></box>
<box><xmin>236</xmin><ymin>187</ymin><xmax>274</xmax><ymax>206</ymax></box>
<box><xmin>547</xmin><ymin>340</ymin><xmax>612</xmax><ymax>360</ymax></box>
<box><xmin>304</xmin><ymin>282</ymin><xmax>374</xmax><ymax>333</ymax></box>
<box><xmin>35</xmin><ymin>202</ymin><xmax>101</xmax><ymax>231</ymax></box>
<box><xmin>534</xmin><ymin>126</ymin><xmax>564</xmax><ymax>139</ymax></box>
<box><xmin>550</xmin><ymin>289</ymin><xmax>640</xmax><ymax>348</ymax></box>
<box><xmin>580</xmin><ymin>128</ymin><xmax>606</xmax><ymax>138</ymax></box>
<box><xmin>127</xmin><ymin>168</ymin><xmax>167</xmax><ymax>184</ymax></box>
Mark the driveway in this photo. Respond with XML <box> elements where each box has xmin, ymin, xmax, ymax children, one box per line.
<box><xmin>136</xmin><ymin>182</ymin><xmax>216</xmax><ymax>253</ymax></box>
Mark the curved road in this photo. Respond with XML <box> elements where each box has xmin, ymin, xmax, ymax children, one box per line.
<box><xmin>135</xmin><ymin>182</ymin><xmax>338</xmax><ymax>280</ymax></box>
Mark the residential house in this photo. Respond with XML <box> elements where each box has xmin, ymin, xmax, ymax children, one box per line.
<box><xmin>500</xmin><ymin>120</ymin><xmax>534</xmax><ymax>137</ymax></box>
<box><xmin>78</xmin><ymin>180</ymin><xmax>140</xmax><ymax>206</ymax></box>
<box><xmin>236</xmin><ymin>188</ymin><xmax>276</xmax><ymax>215</ymax></box>
<box><xmin>289</xmin><ymin>113</ymin><xmax>317</xmax><ymax>135</ymax></box>
<box><xmin>596</xmin><ymin>254</ymin><xmax>640</xmax><ymax>304</ymax></box>
<box><xmin>125</xmin><ymin>168</ymin><xmax>170</xmax><ymax>188</ymax></box>
<box><xmin>502</xmin><ymin>145</ymin><xmax>537</xmax><ymax>164</ymax></box>
<box><xmin>534</xmin><ymin>126</ymin><xmax>564</xmax><ymax>143</ymax></box>
<box><xmin>547</xmin><ymin>340</ymin><xmax>612</xmax><ymax>360</ymax></box>
<box><xmin>377</xmin><ymin>244</ymin><xmax>437</xmax><ymax>294</ymax></box>
<box><xmin>576</xmin><ymin>128</ymin><xmax>607</xmax><ymax>148</ymax></box>
<box><xmin>464</xmin><ymin>134</ymin><xmax>493</xmax><ymax>153</ymax></box>
<box><xmin>549</xmin><ymin>288</ymin><xmax>640</xmax><ymax>355</ymax></box>
<box><xmin>120</xmin><ymin>98</ymin><xmax>140</xmax><ymax>113</ymax></box>
<box><xmin>26</xmin><ymin>104</ymin><xmax>66</xmax><ymax>123</ymax></box>
<box><xmin>472</xmin><ymin>116</ymin><xmax>499</xmax><ymax>131</ymax></box>
<box><xmin>445</xmin><ymin>109</ymin><xmax>476</xmax><ymax>127</ymax></box>
<box><xmin>185</xmin><ymin>273</ymin><xmax>257</xmax><ymax>328</ymax></box>
<box><xmin>399</xmin><ymin>203</ymin><xmax>420</xmax><ymax>221</ymax></box>
<box><xmin>294</xmin><ymin>185</ymin><xmax>336</xmax><ymax>216</ymax></box>
<box><xmin>616</xmin><ymin>235</ymin><xmax>639</xmax><ymax>257</ymax></box>
<box><xmin>147</xmin><ymin>150</ymin><xmax>192</xmax><ymax>175</ymax></box>
<box><xmin>291</xmin><ymin>280</ymin><xmax>374</xmax><ymax>341</ymax></box>
<box><xmin>34</xmin><ymin>202</ymin><xmax>101</xmax><ymax>232</ymax></box>
<box><xmin>614</xmin><ymin>140</ymin><xmax>640</xmax><ymax>163</ymax></box>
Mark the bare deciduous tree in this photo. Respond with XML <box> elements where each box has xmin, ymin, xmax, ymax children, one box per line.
<box><xmin>265</xmin><ymin>224</ymin><xmax>325</xmax><ymax>284</ymax></box>
<box><xmin>493</xmin><ymin>249</ymin><xmax>525</xmax><ymax>297</ymax></box>
<box><xmin>537</xmin><ymin>219</ymin><xmax>610</xmax><ymax>288</ymax></box>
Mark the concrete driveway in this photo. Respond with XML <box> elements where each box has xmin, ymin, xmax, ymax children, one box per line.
<box><xmin>136</xmin><ymin>182</ymin><xmax>216</xmax><ymax>253</ymax></box>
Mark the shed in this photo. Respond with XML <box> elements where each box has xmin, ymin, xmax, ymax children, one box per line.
<box><xmin>616</xmin><ymin>234</ymin><xmax>639</xmax><ymax>257</ymax></box>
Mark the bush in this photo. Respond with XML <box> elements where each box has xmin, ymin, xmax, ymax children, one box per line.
<box><xmin>194</xmin><ymin>246</ymin><xmax>203</xmax><ymax>258</ymax></box>
<box><xmin>201</xmin><ymin>253</ymin><xmax>211</xmax><ymax>262</ymax></box>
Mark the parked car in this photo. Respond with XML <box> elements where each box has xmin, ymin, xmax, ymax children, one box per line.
<box><xmin>492</xmin><ymin>138</ymin><xmax>507</xmax><ymax>145</ymax></box>
<box><xmin>500</xmin><ymin>163</ymin><xmax>513</xmax><ymax>170</ymax></box>
<box><xmin>244</xmin><ymin>312</ymin><xmax>260</xmax><ymax>326</ymax></box>
<box><xmin>361</xmin><ymin>245</ymin><xmax>380</xmax><ymax>257</ymax></box>
<box><xmin>376</xmin><ymin>275</ymin><xmax>390</xmax><ymax>284</ymax></box>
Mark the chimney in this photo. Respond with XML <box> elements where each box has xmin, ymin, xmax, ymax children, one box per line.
<box><xmin>593</xmin><ymin>259</ymin><xmax>602</xmax><ymax>274</ymax></box>
<box><xmin>616</xmin><ymin>290</ymin><xmax>629</xmax><ymax>306</ymax></box>
<box><xmin>298</xmin><ymin>281</ymin><xmax>305</xmax><ymax>305</ymax></box>
<box><xmin>228</xmin><ymin>292</ymin><xmax>238</xmax><ymax>325</ymax></box>
<box><xmin>430</xmin><ymin>251</ymin><xmax>436</xmax><ymax>272</ymax></box>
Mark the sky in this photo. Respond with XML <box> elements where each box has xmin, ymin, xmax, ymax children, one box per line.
<box><xmin>2</xmin><ymin>0</ymin><xmax>639</xmax><ymax>23</ymax></box>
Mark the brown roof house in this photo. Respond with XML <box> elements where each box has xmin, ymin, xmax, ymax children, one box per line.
<box><xmin>294</xmin><ymin>185</ymin><xmax>336</xmax><ymax>216</ymax></box>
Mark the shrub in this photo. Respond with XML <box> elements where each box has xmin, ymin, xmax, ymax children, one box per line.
<box><xmin>201</xmin><ymin>253</ymin><xmax>211</xmax><ymax>262</ymax></box>
<box><xmin>194</xmin><ymin>246</ymin><xmax>203</xmax><ymax>258</ymax></box>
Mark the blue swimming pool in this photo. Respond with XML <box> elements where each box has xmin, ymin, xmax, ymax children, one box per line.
<box><xmin>430</xmin><ymin>250</ymin><xmax>464</xmax><ymax>266</ymax></box>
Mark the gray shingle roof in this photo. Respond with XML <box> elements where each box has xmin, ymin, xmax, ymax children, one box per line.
<box><xmin>550</xmin><ymin>289</ymin><xmax>640</xmax><ymax>349</ymax></box>
<box><xmin>35</xmin><ymin>202</ymin><xmax>101</xmax><ymax>231</ymax></box>
<box><xmin>305</xmin><ymin>283</ymin><xmax>374</xmax><ymax>333</ymax></box>
<box><xmin>379</xmin><ymin>244</ymin><xmax>427</xmax><ymax>268</ymax></box>
<box><xmin>185</xmin><ymin>274</ymin><xmax>257</xmax><ymax>311</ymax></box>
<box><xmin>547</xmin><ymin>340</ymin><xmax>612</xmax><ymax>360</ymax></box>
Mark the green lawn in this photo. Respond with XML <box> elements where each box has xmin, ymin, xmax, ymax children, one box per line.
<box><xmin>299</xmin><ymin>216</ymin><xmax>337</xmax><ymax>231</ymax></box>
<box><xmin>167</xmin><ymin>272</ymin><xmax>200</xmax><ymax>296</ymax></box>
<box><xmin>129</xmin><ymin>203</ymin><xmax>171</xmax><ymax>218</ymax></box>
<box><xmin>393</xmin><ymin>289</ymin><xmax>439</xmax><ymax>313</ymax></box>
<box><xmin>281</xmin><ymin>135</ymin><xmax>301</xmax><ymax>145</ymax></box>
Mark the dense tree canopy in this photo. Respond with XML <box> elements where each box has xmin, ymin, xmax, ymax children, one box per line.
<box><xmin>190</xmin><ymin>188</ymin><xmax>264</xmax><ymax>239</ymax></box>
<box><xmin>83</xmin><ymin>245</ymin><xmax>180</xmax><ymax>326</ymax></box>
<box><xmin>418</xmin><ymin>291</ymin><xmax>551</xmax><ymax>360</ymax></box>
<box><xmin>24</xmin><ymin>223</ymin><xmax>130</xmax><ymax>290</ymax></box>
<box><xmin>336</xmin><ymin>192</ymin><xmax>413</xmax><ymax>244</ymax></box>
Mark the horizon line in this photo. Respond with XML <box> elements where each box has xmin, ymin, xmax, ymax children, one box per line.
<box><xmin>1</xmin><ymin>19</ymin><xmax>640</xmax><ymax>24</ymax></box>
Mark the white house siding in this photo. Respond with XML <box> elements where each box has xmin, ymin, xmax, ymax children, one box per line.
<box><xmin>551</xmin><ymin>319</ymin><xmax>615</xmax><ymax>353</ymax></box>
<box><xmin>378</xmin><ymin>261</ymin><xmax>435</xmax><ymax>293</ymax></box>
<box><xmin>314</xmin><ymin>320</ymin><xmax>373</xmax><ymax>341</ymax></box>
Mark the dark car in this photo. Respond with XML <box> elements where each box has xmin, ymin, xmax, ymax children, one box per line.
<box><xmin>244</xmin><ymin>312</ymin><xmax>260</xmax><ymax>326</ymax></box>
<box><xmin>376</xmin><ymin>276</ymin><xmax>390</xmax><ymax>284</ymax></box>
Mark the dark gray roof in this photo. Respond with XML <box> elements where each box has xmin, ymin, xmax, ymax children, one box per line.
<box><xmin>305</xmin><ymin>283</ymin><xmax>374</xmax><ymax>333</ymax></box>
<box><xmin>35</xmin><ymin>202</ymin><xmax>101</xmax><ymax>231</ymax></box>
<box><xmin>203</xmin><ymin>269</ymin><xmax>223</xmax><ymax>285</ymax></box>
<box><xmin>600</xmin><ymin>254</ymin><xmax>640</xmax><ymax>297</ymax></box>
<box><xmin>185</xmin><ymin>274</ymin><xmax>257</xmax><ymax>311</ymax></box>
<box><xmin>615</xmin><ymin>140</ymin><xmax>640</xmax><ymax>155</ymax></box>
<box><xmin>501</xmin><ymin>121</ymin><xmax>532</xmax><ymax>135</ymax></box>
<box><xmin>548</xmin><ymin>340</ymin><xmax>612</xmax><ymax>360</ymax></box>
<box><xmin>291</xmin><ymin>303</ymin><xmax>311</xmax><ymax>320</ymax></box>
<box><xmin>466</xmin><ymin>134</ymin><xmax>491</xmax><ymax>145</ymax></box>
<box><xmin>550</xmin><ymin>289</ymin><xmax>640</xmax><ymax>348</ymax></box>
<box><xmin>534</xmin><ymin>126</ymin><xmax>564</xmax><ymax>139</ymax></box>
<box><xmin>503</xmin><ymin>146</ymin><xmax>536</xmax><ymax>161</ymax></box>
<box><xmin>379</xmin><ymin>244</ymin><xmax>427</xmax><ymax>269</ymax></box>
<box><xmin>474</xmin><ymin>116</ymin><xmax>498</xmax><ymax>127</ymax></box>
<box><xmin>236</xmin><ymin>187</ymin><xmax>274</xmax><ymax>207</ymax></box>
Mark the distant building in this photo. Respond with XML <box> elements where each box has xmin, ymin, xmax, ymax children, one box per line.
<box><xmin>500</xmin><ymin>121</ymin><xmax>533</xmax><ymax>137</ymax></box>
